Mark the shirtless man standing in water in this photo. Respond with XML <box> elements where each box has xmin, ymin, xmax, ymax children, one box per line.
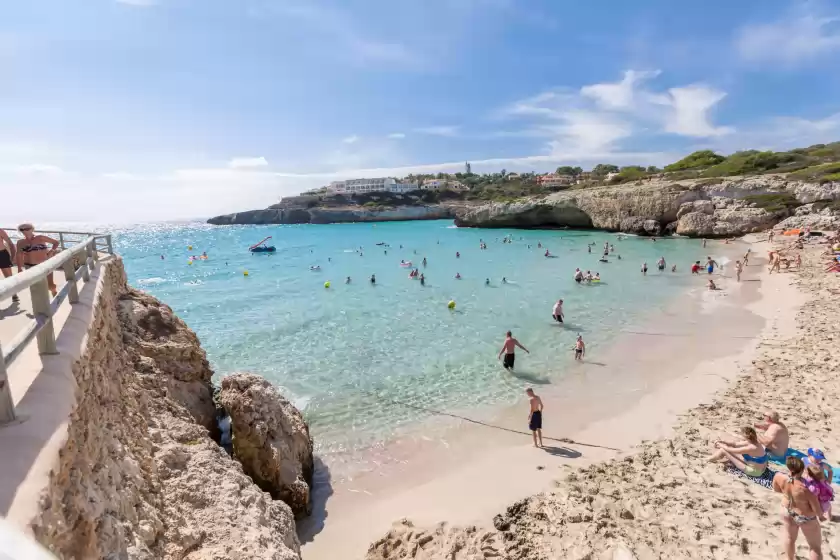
<box><xmin>526</xmin><ymin>388</ymin><xmax>544</xmax><ymax>448</ymax></box>
<box><xmin>498</xmin><ymin>331</ymin><xmax>529</xmax><ymax>370</ymax></box>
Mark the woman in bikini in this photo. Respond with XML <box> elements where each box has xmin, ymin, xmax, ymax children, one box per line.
<box><xmin>15</xmin><ymin>223</ymin><xmax>59</xmax><ymax>296</ymax></box>
<box><xmin>707</xmin><ymin>426</ymin><xmax>767</xmax><ymax>477</ymax></box>
<box><xmin>773</xmin><ymin>456</ymin><xmax>824</xmax><ymax>560</ymax></box>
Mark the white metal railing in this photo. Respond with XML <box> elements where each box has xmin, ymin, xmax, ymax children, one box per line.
<box><xmin>0</xmin><ymin>229</ymin><xmax>114</xmax><ymax>424</ymax></box>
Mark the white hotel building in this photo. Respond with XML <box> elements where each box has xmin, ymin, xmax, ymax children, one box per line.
<box><xmin>327</xmin><ymin>177</ymin><xmax>418</xmax><ymax>195</ymax></box>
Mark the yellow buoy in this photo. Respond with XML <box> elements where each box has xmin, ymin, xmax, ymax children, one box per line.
<box><xmin>324</xmin><ymin>281</ymin><xmax>331</xmax><ymax>288</ymax></box>
<box><xmin>243</xmin><ymin>270</ymin><xmax>249</xmax><ymax>277</ymax></box>
<box><xmin>188</xmin><ymin>245</ymin><xmax>193</xmax><ymax>250</ymax></box>
<box><xmin>448</xmin><ymin>300</ymin><xmax>456</xmax><ymax>310</ymax></box>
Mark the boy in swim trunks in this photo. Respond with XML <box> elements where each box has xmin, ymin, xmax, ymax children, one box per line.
<box><xmin>526</xmin><ymin>388</ymin><xmax>543</xmax><ymax>448</ymax></box>
<box><xmin>498</xmin><ymin>331</ymin><xmax>529</xmax><ymax>370</ymax></box>
<box><xmin>574</xmin><ymin>335</ymin><xmax>585</xmax><ymax>361</ymax></box>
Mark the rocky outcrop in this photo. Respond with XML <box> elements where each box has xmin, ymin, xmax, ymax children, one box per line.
<box><xmin>456</xmin><ymin>175</ymin><xmax>840</xmax><ymax>236</ymax></box>
<box><xmin>208</xmin><ymin>204</ymin><xmax>456</xmax><ymax>225</ymax></box>
<box><xmin>31</xmin><ymin>259</ymin><xmax>301</xmax><ymax>560</ymax></box>
<box><xmin>218</xmin><ymin>374</ymin><xmax>315</xmax><ymax>519</ymax></box>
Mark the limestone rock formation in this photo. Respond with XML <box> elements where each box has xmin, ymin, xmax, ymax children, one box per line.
<box><xmin>455</xmin><ymin>176</ymin><xmax>840</xmax><ymax>236</ymax></box>
<box><xmin>218</xmin><ymin>373</ymin><xmax>315</xmax><ymax>518</ymax></box>
<box><xmin>31</xmin><ymin>259</ymin><xmax>302</xmax><ymax>560</ymax></box>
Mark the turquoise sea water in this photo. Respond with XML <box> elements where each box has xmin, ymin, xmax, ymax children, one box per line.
<box><xmin>115</xmin><ymin>220</ymin><xmax>711</xmax><ymax>462</ymax></box>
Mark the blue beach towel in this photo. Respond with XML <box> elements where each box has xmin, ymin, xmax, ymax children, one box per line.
<box><xmin>768</xmin><ymin>449</ymin><xmax>840</xmax><ymax>485</ymax></box>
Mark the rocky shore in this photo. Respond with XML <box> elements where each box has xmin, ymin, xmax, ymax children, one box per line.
<box><xmin>366</xmin><ymin>244</ymin><xmax>840</xmax><ymax>559</ymax></box>
<box><xmin>30</xmin><ymin>259</ymin><xmax>314</xmax><ymax>560</ymax></box>
<box><xmin>208</xmin><ymin>175</ymin><xmax>840</xmax><ymax>237</ymax></box>
<box><xmin>455</xmin><ymin>175</ymin><xmax>840</xmax><ymax>237</ymax></box>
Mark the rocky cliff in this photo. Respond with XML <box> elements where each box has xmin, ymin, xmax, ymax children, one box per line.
<box><xmin>31</xmin><ymin>259</ymin><xmax>302</xmax><ymax>560</ymax></box>
<box><xmin>218</xmin><ymin>373</ymin><xmax>315</xmax><ymax>519</ymax></box>
<box><xmin>455</xmin><ymin>175</ymin><xmax>840</xmax><ymax>236</ymax></box>
<box><xmin>207</xmin><ymin>192</ymin><xmax>461</xmax><ymax>225</ymax></box>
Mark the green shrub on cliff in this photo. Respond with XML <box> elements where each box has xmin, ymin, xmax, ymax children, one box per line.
<box><xmin>664</xmin><ymin>150</ymin><xmax>725</xmax><ymax>172</ymax></box>
<box><xmin>743</xmin><ymin>192</ymin><xmax>800</xmax><ymax>213</ymax></box>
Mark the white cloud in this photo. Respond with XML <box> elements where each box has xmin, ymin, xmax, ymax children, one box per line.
<box><xmin>387</xmin><ymin>132</ymin><xmax>406</xmax><ymax>139</ymax></box>
<box><xmin>581</xmin><ymin>70</ymin><xmax>660</xmax><ymax>110</ymax></box>
<box><xmin>414</xmin><ymin>125</ymin><xmax>460</xmax><ymax>137</ymax></box>
<box><xmin>13</xmin><ymin>164</ymin><xmax>64</xmax><ymax>176</ymax></box>
<box><xmin>101</xmin><ymin>172</ymin><xmax>141</xmax><ymax>180</ymax></box>
<box><xmin>660</xmin><ymin>85</ymin><xmax>734</xmax><ymax>138</ymax></box>
<box><xmin>342</xmin><ymin>135</ymin><xmax>360</xmax><ymax>144</ymax></box>
<box><xmin>736</xmin><ymin>13</ymin><xmax>840</xmax><ymax>65</ymax></box>
<box><xmin>228</xmin><ymin>156</ymin><xmax>269</xmax><ymax>169</ymax></box>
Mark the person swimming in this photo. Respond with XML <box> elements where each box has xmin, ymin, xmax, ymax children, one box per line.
<box><xmin>574</xmin><ymin>268</ymin><xmax>583</xmax><ymax>283</ymax></box>
<box><xmin>346</xmin><ymin>276</ymin><xmax>351</xmax><ymax>283</ymax></box>
<box><xmin>370</xmin><ymin>274</ymin><xmax>376</xmax><ymax>284</ymax></box>
<box><xmin>485</xmin><ymin>278</ymin><xmax>490</xmax><ymax>286</ymax></box>
<box><xmin>420</xmin><ymin>273</ymin><xmax>425</xmax><ymax>286</ymax></box>
<box><xmin>422</xmin><ymin>257</ymin><xmax>427</xmax><ymax>266</ymax></box>
<box><xmin>544</xmin><ymin>250</ymin><xmax>551</xmax><ymax>257</ymax></box>
<box><xmin>594</xmin><ymin>272</ymin><xmax>601</xmax><ymax>281</ymax></box>
<box><xmin>310</xmin><ymin>265</ymin><xmax>321</xmax><ymax>271</ymax></box>
<box><xmin>585</xmin><ymin>270</ymin><xmax>593</xmax><ymax>283</ymax></box>
<box><xmin>502</xmin><ymin>277</ymin><xmax>507</xmax><ymax>283</ymax></box>
<box><xmin>671</xmin><ymin>264</ymin><xmax>676</xmax><ymax>272</ymax></box>
<box><xmin>642</xmin><ymin>262</ymin><xmax>648</xmax><ymax>275</ymax></box>
<box><xmin>456</xmin><ymin>251</ymin><xmax>460</xmax><ymax>258</ymax></box>
<box><xmin>599</xmin><ymin>256</ymin><xmax>608</xmax><ymax>263</ymax></box>
<box><xmin>455</xmin><ymin>272</ymin><xmax>461</xmax><ymax>279</ymax></box>
<box><xmin>657</xmin><ymin>256</ymin><xmax>666</xmax><ymax>271</ymax></box>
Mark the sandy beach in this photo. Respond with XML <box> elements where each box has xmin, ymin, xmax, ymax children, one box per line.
<box><xmin>353</xmin><ymin>237</ymin><xmax>840</xmax><ymax>559</ymax></box>
<box><xmin>298</xmin><ymin>237</ymin><xmax>836</xmax><ymax>560</ymax></box>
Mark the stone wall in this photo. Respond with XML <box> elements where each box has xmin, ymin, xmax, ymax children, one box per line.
<box><xmin>30</xmin><ymin>259</ymin><xmax>301</xmax><ymax>560</ymax></box>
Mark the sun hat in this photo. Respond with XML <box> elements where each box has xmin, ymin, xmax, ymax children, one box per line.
<box><xmin>808</xmin><ymin>448</ymin><xmax>826</xmax><ymax>461</ymax></box>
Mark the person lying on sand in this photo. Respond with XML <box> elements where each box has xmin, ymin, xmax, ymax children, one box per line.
<box><xmin>755</xmin><ymin>411</ymin><xmax>789</xmax><ymax>460</ymax></box>
<box><xmin>708</xmin><ymin>427</ymin><xmax>768</xmax><ymax>477</ymax></box>
<box><xmin>772</xmin><ymin>456</ymin><xmax>824</xmax><ymax>560</ymax></box>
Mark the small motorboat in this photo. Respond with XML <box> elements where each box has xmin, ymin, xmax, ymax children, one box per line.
<box><xmin>249</xmin><ymin>236</ymin><xmax>276</xmax><ymax>253</ymax></box>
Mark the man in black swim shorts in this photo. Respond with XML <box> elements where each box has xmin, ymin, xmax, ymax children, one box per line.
<box><xmin>526</xmin><ymin>388</ymin><xmax>544</xmax><ymax>447</ymax></box>
<box><xmin>498</xmin><ymin>330</ymin><xmax>529</xmax><ymax>371</ymax></box>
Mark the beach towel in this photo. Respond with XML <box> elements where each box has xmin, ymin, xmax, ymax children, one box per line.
<box><xmin>725</xmin><ymin>465</ymin><xmax>776</xmax><ymax>490</ymax></box>
<box><xmin>768</xmin><ymin>449</ymin><xmax>840</xmax><ymax>485</ymax></box>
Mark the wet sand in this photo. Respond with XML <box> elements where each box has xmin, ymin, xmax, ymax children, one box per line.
<box><xmin>300</xmin><ymin>239</ymin><xmax>786</xmax><ymax>559</ymax></box>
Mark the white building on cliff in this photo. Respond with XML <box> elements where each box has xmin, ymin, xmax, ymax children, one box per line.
<box><xmin>327</xmin><ymin>177</ymin><xmax>418</xmax><ymax>194</ymax></box>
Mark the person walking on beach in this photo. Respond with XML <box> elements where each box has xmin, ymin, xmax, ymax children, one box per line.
<box><xmin>498</xmin><ymin>331</ymin><xmax>529</xmax><ymax>371</ymax></box>
<box><xmin>552</xmin><ymin>299</ymin><xmax>564</xmax><ymax>323</ymax></box>
<box><xmin>0</xmin><ymin>229</ymin><xmax>18</xmax><ymax>303</ymax></box>
<box><xmin>526</xmin><ymin>388</ymin><xmax>544</xmax><ymax>448</ymax></box>
<box><xmin>735</xmin><ymin>260</ymin><xmax>743</xmax><ymax>282</ymax></box>
<box><xmin>574</xmin><ymin>335</ymin><xmax>585</xmax><ymax>361</ymax></box>
<box><xmin>641</xmin><ymin>262</ymin><xmax>648</xmax><ymax>276</ymax></box>
<box><xmin>773</xmin><ymin>456</ymin><xmax>824</xmax><ymax>560</ymax></box>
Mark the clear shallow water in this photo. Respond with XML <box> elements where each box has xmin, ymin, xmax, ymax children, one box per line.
<box><xmin>115</xmin><ymin>220</ymin><xmax>711</xmax><ymax>460</ymax></box>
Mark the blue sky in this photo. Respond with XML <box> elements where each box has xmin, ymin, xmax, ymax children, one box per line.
<box><xmin>2</xmin><ymin>0</ymin><xmax>840</xmax><ymax>222</ymax></box>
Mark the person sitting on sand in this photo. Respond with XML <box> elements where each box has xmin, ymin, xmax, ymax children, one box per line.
<box><xmin>708</xmin><ymin>279</ymin><xmax>717</xmax><ymax>290</ymax></box>
<box><xmin>773</xmin><ymin>456</ymin><xmax>824</xmax><ymax>560</ymax></box>
<box><xmin>526</xmin><ymin>388</ymin><xmax>544</xmax><ymax>448</ymax></box>
<box><xmin>805</xmin><ymin>462</ymin><xmax>834</xmax><ymax>520</ymax></box>
<box><xmin>756</xmin><ymin>411</ymin><xmax>789</xmax><ymax>459</ymax></box>
<box><xmin>708</xmin><ymin>427</ymin><xmax>767</xmax><ymax>477</ymax></box>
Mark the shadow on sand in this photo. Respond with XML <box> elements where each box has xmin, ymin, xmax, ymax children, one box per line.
<box><xmin>541</xmin><ymin>445</ymin><xmax>582</xmax><ymax>459</ymax></box>
<box><xmin>297</xmin><ymin>455</ymin><xmax>333</xmax><ymax>544</ymax></box>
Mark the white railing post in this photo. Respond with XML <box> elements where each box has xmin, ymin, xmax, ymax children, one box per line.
<box><xmin>0</xmin><ymin>342</ymin><xmax>14</xmax><ymax>424</ymax></box>
<box><xmin>58</xmin><ymin>232</ymin><xmax>65</xmax><ymax>250</ymax></box>
<box><xmin>86</xmin><ymin>242</ymin><xmax>95</xmax><ymax>270</ymax></box>
<box><xmin>29</xmin><ymin>279</ymin><xmax>57</xmax><ymax>355</ymax></box>
<box><xmin>62</xmin><ymin>260</ymin><xmax>79</xmax><ymax>304</ymax></box>
<box><xmin>106</xmin><ymin>234</ymin><xmax>113</xmax><ymax>255</ymax></box>
<box><xmin>91</xmin><ymin>240</ymin><xmax>99</xmax><ymax>263</ymax></box>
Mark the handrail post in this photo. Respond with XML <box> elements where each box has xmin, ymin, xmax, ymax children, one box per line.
<box><xmin>58</xmin><ymin>232</ymin><xmax>65</xmax><ymax>251</ymax></box>
<box><xmin>62</xmin><ymin>260</ymin><xmax>79</xmax><ymax>304</ymax></box>
<box><xmin>106</xmin><ymin>234</ymin><xmax>113</xmax><ymax>255</ymax></box>
<box><xmin>91</xmin><ymin>240</ymin><xmax>99</xmax><ymax>263</ymax></box>
<box><xmin>30</xmin><ymin>279</ymin><xmax>57</xmax><ymax>355</ymax></box>
<box><xmin>0</xmin><ymin>341</ymin><xmax>15</xmax><ymax>424</ymax></box>
<box><xmin>86</xmin><ymin>241</ymin><xmax>95</xmax><ymax>270</ymax></box>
